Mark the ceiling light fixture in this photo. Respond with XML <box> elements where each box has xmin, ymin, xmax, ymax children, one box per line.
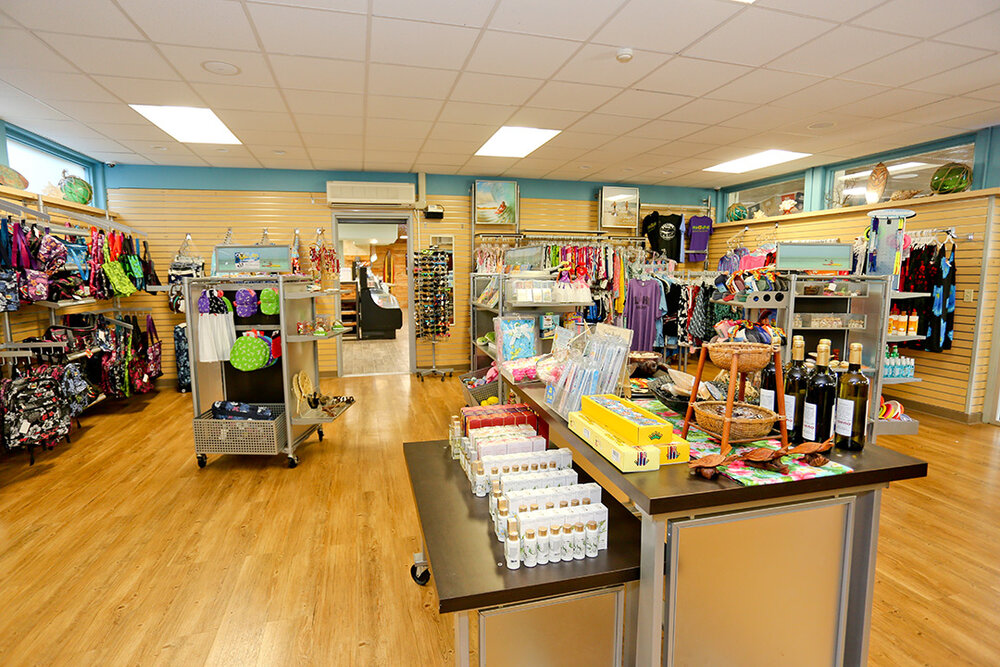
<box><xmin>273</xmin><ymin>150</ymin><xmax>286</xmax><ymax>155</ymax></box>
<box><xmin>580</xmin><ymin>165</ymin><xmax>592</xmax><ymax>170</ymax></box>
<box><xmin>840</xmin><ymin>162</ymin><xmax>930</xmax><ymax>180</ymax></box>
<box><xmin>152</xmin><ymin>145</ymin><xmax>167</xmax><ymax>151</ymax></box>
<box><xmin>129</xmin><ymin>105</ymin><xmax>241</xmax><ymax>144</ymax></box>
<box><xmin>808</xmin><ymin>121</ymin><xmax>835</xmax><ymax>130</ymax></box>
<box><xmin>201</xmin><ymin>60</ymin><xmax>241</xmax><ymax>76</ymax></box>
<box><xmin>475</xmin><ymin>126</ymin><xmax>560</xmax><ymax>158</ymax></box>
<box><xmin>704</xmin><ymin>149</ymin><xmax>811</xmax><ymax>174</ymax></box>
<box><xmin>616</xmin><ymin>47</ymin><xmax>634</xmax><ymax>63</ymax></box>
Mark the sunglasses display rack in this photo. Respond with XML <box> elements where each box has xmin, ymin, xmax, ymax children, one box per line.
<box><xmin>184</xmin><ymin>273</ymin><xmax>353</xmax><ymax>468</ymax></box>
<box><xmin>413</xmin><ymin>247</ymin><xmax>454</xmax><ymax>381</ymax></box>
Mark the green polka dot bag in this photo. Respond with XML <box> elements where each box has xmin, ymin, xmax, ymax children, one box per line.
<box><xmin>229</xmin><ymin>334</ymin><xmax>270</xmax><ymax>371</ymax></box>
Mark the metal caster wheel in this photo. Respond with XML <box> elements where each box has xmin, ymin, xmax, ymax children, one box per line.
<box><xmin>288</xmin><ymin>456</ymin><xmax>299</xmax><ymax>469</ymax></box>
<box><xmin>196</xmin><ymin>454</ymin><xmax>207</xmax><ymax>468</ymax></box>
<box><xmin>410</xmin><ymin>564</ymin><xmax>430</xmax><ymax>586</ymax></box>
<box><xmin>440</xmin><ymin>374</ymin><xmax>445</xmax><ymax>382</ymax></box>
<box><xmin>317</xmin><ymin>427</ymin><xmax>324</xmax><ymax>442</ymax></box>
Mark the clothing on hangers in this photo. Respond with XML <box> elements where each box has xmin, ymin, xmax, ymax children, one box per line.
<box><xmin>685</xmin><ymin>215</ymin><xmax>714</xmax><ymax>262</ymax></box>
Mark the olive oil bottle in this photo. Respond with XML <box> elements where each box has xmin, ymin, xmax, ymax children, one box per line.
<box><xmin>835</xmin><ymin>342</ymin><xmax>870</xmax><ymax>451</ymax></box>
<box><xmin>803</xmin><ymin>343</ymin><xmax>836</xmax><ymax>442</ymax></box>
<box><xmin>783</xmin><ymin>336</ymin><xmax>809</xmax><ymax>444</ymax></box>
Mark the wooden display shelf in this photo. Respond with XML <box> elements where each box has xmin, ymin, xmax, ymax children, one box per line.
<box><xmin>286</xmin><ymin>330</ymin><xmax>349</xmax><ymax>342</ymax></box>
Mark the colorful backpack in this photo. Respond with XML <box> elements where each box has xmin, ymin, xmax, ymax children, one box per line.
<box><xmin>37</xmin><ymin>228</ymin><xmax>68</xmax><ymax>271</ymax></box>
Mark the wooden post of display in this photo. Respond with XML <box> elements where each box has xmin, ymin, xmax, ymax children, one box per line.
<box><xmin>738</xmin><ymin>373</ymin><xmax>747</xmax><ymax>402</ymax></box>
<box><xmin>720</xmin><ymin>354</ymin><xmax>740</xmax><ymax>456</ymax></box>
<box><xmin>680</xmin><ymin>345</ymin><xmax>708</xmax><ymax>439</ymax></box>
<box><xmin>773</xmin><ymin>346</ymin><xmax>789</xmax><ymax>448</ymax></box>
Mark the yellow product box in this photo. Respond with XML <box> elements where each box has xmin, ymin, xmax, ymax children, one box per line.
<box><xmin>654</xmin><ymin>436</ymin><xmax>690</xmax><ymax>466</ymax></box>
<box><xmin>569</xmin><ymin>411</ymin><xmax>662</xmax><ymax>473</ymax></box>
<box><xmin>580</xmin><ymin>394</ymin><xmax>674</xmax><ymax>446</ymax></box>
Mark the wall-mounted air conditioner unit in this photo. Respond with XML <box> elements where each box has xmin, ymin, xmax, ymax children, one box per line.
<box><xmin>326</xmin><ymin>181</ymin><xmax>416</xmax><ymax>207</ymax></box>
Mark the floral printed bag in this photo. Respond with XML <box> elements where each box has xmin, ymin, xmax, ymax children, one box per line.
<box><xmin>146</xmin><ymin>315</ymin><xmax>162</xmax><ymax>380</ymax></box>
<box><xmin>12</xmin><ymin>223</ymin><xmax>47</xmax><ymax>302</ymax></box>
<box><xmin>0</xmin><ymin>218</ymin><xmax>20</xmax><ymax>312</ymax></box>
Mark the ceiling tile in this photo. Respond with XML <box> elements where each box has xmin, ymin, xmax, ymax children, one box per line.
<box><xmin>938</xmin><ymin>107</ymin><xmax>1000</xmax><ymax>130</ymax></box>
<box><xmin>48</xmin><ymin>101</ymin><xmax>146</xmax><ymax>124</ymax></box>
<box><xmin>2</xmin><ymin>0</ymin><xmax>142</xmax><ymax>39</ymax></box>
<box><xmin>204</xmin><ymin>156</ymin><xmax>263</xmax><ymax>168</ymax></box>
<box><xmin>525</xmin><ymin>144</ymin><xmax>589</xmax><ymax>161</ymax></box>
<box><xmin>370</xmin><ymin>17</ymin><xmax>478</xmax><ymax>69</ymax></box>
<box><xmin>625</xmin><ymin>119</ymin><xmax>703</xmax><ymax>141</ymax></box>
<box><xmin>371</xmin><ymin>0</ymin><xmax>494</xmax><ymax>26</ymax></box>
<box><xmin>428</xmin><ymin>122</ymin><xmax>495</xmax><ymax>143</ymax></box>
<box><xmin>505</xmin><ymin>107</ymin><xmax>584</xmax><ymax>128</ymax></box>
<box><xmin>238</xmin><ymin>130</ymin><xmax>304</xmax><ymax>146</ymax></box>
<box><xmin>490</xmin><ymin>0</ymin><xmax>626</xmax><ymax>41</ymax></box>
<box><xmin>10</xmin><ymin>120</ymin><xmax>104</xmax><ymax>141</ymax></box>
<box><xmin>465</xmin><ymin>31</ymin><xmax>579</xmax><ymax>79</ymax></box>
<box><xmin>545</xmin><ymin>131</ymin><xmax>612</xmax><ymax>149</ymax></box>
<box><xmin>415</xmin><ymin>152</ymin><xmax>469</xmax><ymax>166</ymax></box>
<box><xmin>158</xmin><ymin>45</ymin><xmax>276</xmax><ymax>86</ymax></box>
<box><xmin>594</xmin><ymin>0</ymin><xmax>740</xmax><ymax>53</ymax></box>
<box><xmin>91</xmin><ymin>151</ymin><xmax>155</xmax><ymax>165</ymax></box>
<box><xmin>191</xmin><ymin>82</ymin><xmax>287</xmax><ymax>112</ymax></box>
<box><xmin>248</xmin><ymin>4</ymin><xmax>367</xmax><ymax>59</ymax></box>
<box><xmin>364</xmin><ymin>135</ymin><xmax>425</xmax><ymax>151</ymax></box>
<box><xmin>0</xmin><ymin>70</ymin><xmax>117</xmax><ymax>103</ymax></box>
<box><xmin>0</xmin><ymin>29</ymin><xmax>74</xmax><ymax>72</ymax></box>
<box><xmin>662</xmin><ymin>99</ymin><xmax>757</xmax><ymax>125</ymax></box>
<box><xmin>421</xmin><ymin>138</ymin><xmax>482</xmax><ymax>153</ymax></box>
<box><xmin>770</xmin><ymin>26</ymin><xmax>918</xmax><ymax>78</ymax></box>
<box><xmin>265</xmin><ymin>55</ymin><xmax>366</xmax><ymax>93</ymax></box>
<box><xmin>904</xmin><ymin>54</ymin><xmax>1000</xmax><ymax>96</ymax></box>
<box><xmin>597</xmin><ymin>89</ymin><xmax>690</xmax><ymax>118</ymax></box>
<box><xmin>368</xmin><ymin>64</ymin><xmax>458</xmax><ymax>99</ymax></box>
<box><xmin>834</xmin><ymin>88</ymin><xmax>948</xmax><ymax>118</ymax></box>
<box><xmin>252</xmin><ymin>0</ymin><xmax>368</xmax><ymax>14</ymax></box>
<box><xmin>365</xmin><ymin>118</ymin><xmax>434</xmax><ymax>138</ymax></box>
<box><xmin>460</xmin><ymin>156</ymin><xmax>520</xmax><ymax>175</ymax></box>
<box><xmin>300</xmin><ymin>132</ymin><xmax>364</xmax><ymax>150</ymax></box>
<box><xmin>216</xmin><ymin>109</ymin><xmax>297</xmax><ymax>131</ymax></box>
<box><xmin>413</xmin><ymin>164</ymin><xmax>461</xmax><ymax>175</ymax></box>
<box><xmin>967</xmin><ymin>84</ymin><xmax>1000</xmax><ymax>103</ymax></box>
<box><xmin>717</xmin><ymin>104</ymin><xmax>804</xmax><ymax>131</ymax></box>
<box><xmin>707</xmin><ymin>69</ymin><xmax>822</xmax><ymax>105</ymax></box>
<box><xmin>36</xmin><ymin>33</ymin><xmax>177</xmax><ymax>79</ymax></box>
<box><xmin>680</xmin><ymin>125</ymin><xmax>756</xmax><ymax>145</ymax></box>
<box><xmin>778</xmin><ymin>112</ymin><xmax>867</xmax><ymax>137</ymax></box>
<box><xmin>364</xmin><ymin>149</ymin><xmax>419</xmax><ymax>163</ymax></box>
<box><xmin>120</xmin><ymin>139</ymin><xmax>200</xmax><ymax>156</ymax></box>
<box><xmin>770</xmin><ymin>79</ymin><xmax>888</xmax><ymax>113</ymax></box>
<box><xmin>88</xmin><ymin>122</ymin><xmax>174</xmax><ymax>142</ymax></box>
<box><xmin>92</xmin><ymin>76</ymin><xmax>203</xmax><ymax>106</ymax></box>
<box><xmin>851</xmin><ymin>0</ymin><xmax>998</xmax><ymax>38</ymax></box>
<box><xmin>367</xmin><ymin>95</ymin><xmax>444</xmax><ymax>121</ymax></box>
<box><xmin>307</xmin><ymin>146</ymin><xmax>364</xmax><ymax>161</ymax></box>
<box><xmin>283</xmin><ymin>90</ymin><xmax>363</xmax><ymax>115</ymax></box>
<box><xmin>257</xmin><ymin>158</ymin><xmax>315</xmax><ymax>169</ymax></box>
<box><xmin>683</xmin><ymin>8</ymin><xmax>835</xmax><ymax>67</ymax></box>
<box><xmin>841</xmin><ymin>42</ymin><xmax>992</xmax><ymax>87</ymax></box>
<box><xmin>935</xmin><ymin>9</ymin><xmax>1000</xmax><ymax>49</ymax></box>
<box><xmin>437</xmin><ymin>101</ymin><xmax>516</xmax><ymax>125</ymax></box>
<box><xmin>365</xmin><ymin>160</ymin><xmax>416</xmax><ymax>172</ymax></box>
<box><xmin>294</xmin><ymin>114</ymin><xmax>364</xmax><ymax>135</ymax></box>
<box><xmin>755</xmin><ymin>0</ymin><xmax>885</xmax><ymax>21</ymax></box>
<box><xmin>527</xmin><ymin>81</ymin><xmax>621</xmax><ymax>112</ymax></box>
<box><xmin>186</xmin><ymin>143</ymin><xmax>257</xmax><ymax>159</ymax></box>
<box><xmin>887</xmin><ymin>97</ymin><xmax>999</xmax><ymax>125</ymax></box>
<box><xmin>554</xmin><ymin>44</ymin><xmax>668</xmax><ymax>88</ymax></box>
<box><xmin>450</xmin><ymin>72</ymin><xmax>542</xmax><ymax>105</ymax></box>
<box><xmin>118</xmin><ymin>0</ymin><xmax>258</xmax><ymax>49</ymax></box>
<box><xmin>636</xmin><ymin>57</ymin><xmax>750</xmax><ymax>97</ymax></box>
<box><xmin>567</xmin><ymin>113</ymin><xmax>649</xmax><ymax>135</ymax></box>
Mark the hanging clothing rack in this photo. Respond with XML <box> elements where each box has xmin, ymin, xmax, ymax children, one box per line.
<box><xmin>0</xmin><ymin>199</ymin><xmax>51</xmax><ymax>222</ymax></box>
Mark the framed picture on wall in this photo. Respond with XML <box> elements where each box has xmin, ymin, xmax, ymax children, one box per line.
<box><xmin>474</xmin><ymin>180</ymin><xmax>519</xmax><ymax>228</ymax></box>
<box><xmin>599</xmin><ymin>186</ymin><xmax>640</xmax><ymax>233</ymax></box>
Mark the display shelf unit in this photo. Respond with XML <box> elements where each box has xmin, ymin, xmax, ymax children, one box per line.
<box><xmin>503</xmin><ymin>301</ymin><xmax>594</xmax><ymax>309</ymax></box>
<box><xmin>35</xmin><ymin>298</ymin><xmax>98</xmax><ymax>309</ymax></box>
<box><xmin>471</xmin><ymin>273</ymin><xmax>503</xmax><ymax>372</ymax></box>
<box><xmin>285</xmin><ymin>289</ymin><xmax>341</xmax><ymax>299</ymax></box>
<box><xmin>291</xmin><ymin>401</ymin><xmax>355</xmax><ymax>425</ymax></box>
<box><xmin>874</xmin><ymin>418</ymin><xmax>920</xmax><ymax>436</ymax></box>
<box><xmin>891</xmin><ymin>291</ymin><xmax>931</xmax><ymax>299</ymax></box>
<box><xmin>886</xmin><ymin>334</ymin><xmax>926</xmax><ymax>343</ymax></box>
<box><xmin>185</xmin><ymin>274</ymin><xmax>350</xmax><ymax>468</ymax></box>
<box><xmin>881</xmin><ymin>376</ymin><xmax>922</xmax><ymax>385</ymax></box>
<box><xmin>285</xmin><ymin>330</ymin><xmax>349</xmax><ymax>342</ymax></box>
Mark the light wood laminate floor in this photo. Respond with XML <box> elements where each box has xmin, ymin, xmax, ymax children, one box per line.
<box><xmin>0</xmin><ymin>378</ymin><xmax>997</xmax><ymax>665</ymax></box>
<box><xmin>340</xmin><ymin>307</ymin><xmax>410</xmax><ymax>376</ymax></box>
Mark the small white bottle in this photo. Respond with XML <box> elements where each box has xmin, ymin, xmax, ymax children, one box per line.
<box><xmin>585</xmin><ymin>520</ymin><xmax>599</xmax><ymax>558</ymax></box>
<box><xmin>489</xmin><ymin>481</ymin><xmax>501</xmax><ymax>521</ymax></box>
<box><xmin>561</xmin><ymin>524</ymin><xmax>575</xmax><ymax>561</ymax></box>
<box><xmin>549</xmin><ymin>525</ymin><xmax>562</xmax><ymax>562</ymax></box>
<box><xmin>572</xmin><ymin>523</ymin><xmax>586</xmax><ymax>560</ymax></box>
<box><xmin>496</xmin><ymin>501</ymin><xmax>509</xmax><ymax>541</ymax></box>
<box><xmin>472</xmin><ymin>461</ymin><xmax>488</xmax><ymax>497</ymax></box>
<box><xmin>908</xmin><ymin>358</ymin><xmax>915</xmax><ymax>377</ymax></box>
<box><xmin>505</xmin><ymin>530</ymin><xmax>521</xmax><ymax>570</ymax></box>
<box><xmin>523</xmin><ymin>529</ymin><xmax>537</xmax><ymax>567</ymax></box>
<box><xmin>489</xmin><ymin>466</ymin><xmax>499</xmax><ymax>486</ymax></box>
<box><xmin>536</xmin><ymin>527</ymin><xmax>550</xmax><ymax>565</ymax></box>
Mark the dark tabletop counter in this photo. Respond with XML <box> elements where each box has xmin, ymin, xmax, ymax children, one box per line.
<box><xmin>403</xmin><ymin>439</ymin><xmax>641</xmax><ymax>614</ymax></box>
<box><xmin>513</xmin><ymin>385</ymin><xmax>928</xmax><ymax>516</ymax></box>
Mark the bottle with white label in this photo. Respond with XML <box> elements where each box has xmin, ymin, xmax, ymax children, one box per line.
<box><xmin>489</xmin><ymin>481</ymin><xmax>501</xmax><ymax>521</ymax></box>
<box><xmin>784</xmin><ymin>336</ymin><xmax>808</xmax><ymax>444</ymax></box>
<box><xmin>495</xmin><ymin>501</ymin><xmax>509</xmax><ymax>541</ymax></box>
<box><xmin>536</xmin><ymin>527</ymin><xmax>550</xmax><ymax>565</ymax></box>
<box><xmin>561</xmin><ymin>524</ymin><xmax>575</xmax><ymax>561</ymax></box>
<box><xmin>758</xmin><ymin>347</ymin><xmax>777</xmax><ymax>413</ymax></box>
<box><xmin>803</xmin><ymin>343</ymin><xmax>836</xmax><ymax>442</ymax></box>
<box><xmin>472</xmin><ymin>461</ymin><xmax>488</xmax><ymax>497</ymax></box>
<box><xmin>523</xmin><ymin>529</ymin><xmax>537</xmax><ymax>567</ymax></box>
<box><xmin>505</xmin><ymin>530</ymin><xmax>521</xmax><ymax>570</ymax></box>
<box><xmin>549</xmin><ymin>525</ymin><xmax>563</xmax><ymax>562</ymax></box>
<box><xmin>572</xmin><ymin>523</ymin><xmax>586</xmax><ymax>560</ymax></box>
<box><xmin>835</xmin><ymin>342</ymin><xmax>870</xmax><ymax>451</ymax></box>
<box><xmin>585</xmin><ymin>520</ymin><xmax>599</xmax><ymax>558</ymax></box>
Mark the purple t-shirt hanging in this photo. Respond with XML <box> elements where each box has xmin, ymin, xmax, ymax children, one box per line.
<box><xmin>624</xmin><ymin>279</ymin><xmax>663</xmax><ymax>352</ymax></box>
<box><xmin>686</xmin><ymin>215</ymin><xmax>713</xmax><ymax>262</ymax></box>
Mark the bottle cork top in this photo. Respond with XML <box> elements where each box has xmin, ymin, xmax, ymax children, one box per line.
<box><xmin>586</xmin><ymin>520</ymin><xmax>597</xmax><ymax>530</ymax></box>
<box><xmin>491</xmin><ymin>481</ymin><xmax>501</xmax><ymax>494</ymax></box>
<box><xmin>570</xmin><ymin>499</ymin><xmax>580</xmax><ymax>507</ymax></box>
<box><xmin>550</xmin><ymin>524</ymin><xmax>561</xmax><ymax>534</ymax></box>
<box><xmin>498</xmin><ymin>499</ymin><xmax>508</xmax><ymax>511</ymax></box>
<box><xmin>530</xmin><ymin>463</ymin><xmax>538</xmax><ymax>471</ymax></box>
<box><xmin>529</xmin><ymin>503</ymin><xmax>539</xmax><ymax>511</ymax></box>
<box><xmin>518</xmin><ymin>504</ymin><xmax>528</xmax><ymax>513</ymax></box>
<box><xmin>525</xmin><ymin>529</ymin><xmax>535</xmax><ymax>539</ymax></box>
<box><xmin>563</xmin><ymin>523</ymin><xmax>573</xmax><ymax>532</ymax></box>
<box><xmin>490</xmin><ymin>467</ymin><xmax>499</xmax><ymax>475</ymax></box>
<box><xmin>559</xmin><ymin>500</ymin><xmax>568</xmax><ymax>508</ymax></box>
<box><xmin>508</xmin><ymin>530</ymin><xmax>519</xmax><ymax>541</ymax></box>
<box><xmin>475</xmin><ymin>460</ymin><xmax>484</xmax><ymax>474</ymax></box>
<box><xmin>581</xmin><ymin>498</ymin><xmax>591</xmax><ymax>505</ymax></box>
<box><xmin>502</xmin><ymin>465</ymin><xmax>510</xmax><ymax>473</ymax></box>
<box><xmin>574</xmin><ymin>522</ymin><xmax>584</xmax><ymax>532</ymax></box>
<box><xmin>545</xmin><ymin>502</ymin><xmax>555</xmax><ymax>509</ymax></box>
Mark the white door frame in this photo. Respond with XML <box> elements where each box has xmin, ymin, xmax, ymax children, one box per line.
<box><xmin>330</xmin><ymin>208</ymin><xmax>415</xmax><ymax>375</ymax></box>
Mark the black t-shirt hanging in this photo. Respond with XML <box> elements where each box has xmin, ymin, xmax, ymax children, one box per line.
<box><xmin>642</xmin><ymin>212</ymin><xmax>682</xmax><ymax>261</ymax></box>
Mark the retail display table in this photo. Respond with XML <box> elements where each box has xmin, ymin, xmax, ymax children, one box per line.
<box><xmin>511</xmin><ymin>384</ymin><xmax>928</xmax><ymax>667</ymax></box>
<box><xmin>404</xmin><ymin>440</ymin><xmax>641</xmax><ymax>665</ymax></box>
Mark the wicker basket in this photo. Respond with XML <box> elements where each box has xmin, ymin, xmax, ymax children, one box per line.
<box><xmin>693</xmin><ymin>401</ymin><xmax>778</xmax><ymax>441</ymax></box>
<box><xmin>707</xmin><ymin>342</ymin><xmax>772</xmax><ymax>373</ymax></box>
<box><xmin>460</xmin><ymin>367</ymin><xmax>498</xmax><ymax>407</ymax></box>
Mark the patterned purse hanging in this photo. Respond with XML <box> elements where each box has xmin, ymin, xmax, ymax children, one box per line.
<box><xmin>12</xmin><ymin>221</ymin><xmax>48</xmax><ymax>302</ymax></box>
<box><xmin>146</xmin><ymin>314</ymin><xmax>163</xmax><ymax>379</ymax></box>
<box><xmin>101</xmin><ymin>232</ymin><xmax>138</xmax><ymax>298</ymax></box>
<box><xmin>0</xmin><ymin>217</ymin><xmax>20</xmax><ymax>312</ymax></box>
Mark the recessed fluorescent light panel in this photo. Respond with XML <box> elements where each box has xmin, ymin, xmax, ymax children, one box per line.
<box><xmin>704</xmin><ymin>149</ymin><xmax>811</xmax><ymax>174</ymax></box>
<box><xmin>475</xmin><ymin>126</ymin><xmax>560</xmax><ymax>158</ymax></box>
<box><xmin>129</xmin><ymin>105</ymin><xmax>241</xmax><ymax>144</ymax></box>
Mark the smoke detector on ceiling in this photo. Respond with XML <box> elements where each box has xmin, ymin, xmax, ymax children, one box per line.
<box><xmin>616</xmin><ymin>48</ymin><xmax>634</xmax><ymax>63</ymax></box>
<box><xmin>201</xmin><ymin>60</ymin><xmax>241</xmax><ymax>76</ymax></box>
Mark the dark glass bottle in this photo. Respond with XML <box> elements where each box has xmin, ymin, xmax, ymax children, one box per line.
<box><xmin>803</xmin><ymin>344</ymin><xmax>836</xmax><ymax>442</ymax></box>
<box><xmin>835</xmin><ymin>342</ymin><xmax>870</xmax><ymax>451</ymax></box>
<box><xmin>759</xmin><ymin>351</ymin><xmax>777</xmax><ymax>413</ymax></box>
<box><xmin>784</xmin><ymin>337</ymin><xmax>809</xmax><ymax>444</ymax></box>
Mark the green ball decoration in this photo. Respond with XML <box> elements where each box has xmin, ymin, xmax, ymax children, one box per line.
<box><xmin>929</xmin><ymin>162</ymin><xmax>972</xmax><ymax>195</ymax></box>
<box><xmin>59</xmin><ymin>170</ymin><xmax>93</xmax><ymax>205</ymax></box>
<box><xmin>726</xmin><ymin>203</ymin><xmax>748</xmax><ymax>222</ymax></box>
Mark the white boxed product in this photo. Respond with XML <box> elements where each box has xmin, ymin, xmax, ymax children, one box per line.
<box><xmin>499</xmin><ymin>468</ymin><xmax>578</xmax><ymax>495</ymax></box>
<box><xmin>506</xmin><ymin>438</ymin><xmax>533</xmax><ymax>455</ymax></box>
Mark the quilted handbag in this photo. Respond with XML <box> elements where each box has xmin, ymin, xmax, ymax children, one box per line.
<box><xmin>12</xmin><ymin>223</ymin><xmax>47</xmax><ymax>302</ymax></box>
<box><xmin>37</xmin><ymin>227</ymin><xmax>67</xmax><ymax>271</ymax></box>
<box><xmin>174</xmin><ymin>323</ymin><xmax>191</xmax><ymax>392</ymax></box>
<box><xmin>146</xmin><ymin>315</ymin><xmax>163</xmax><ymax>380</ymax></box>
<box><xmin>88</xmin><ymin>229</ymin><xmax>111</xmax><ymax>301</ymax></box>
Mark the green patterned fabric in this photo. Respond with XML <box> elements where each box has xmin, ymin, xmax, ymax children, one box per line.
<box><xmin>260</xmin><ymin>288</ymin><xmax>280</xmax><ymax>315</ymax></box>
<box><xmin>229</xmin><ymin>335</ymin><xmax>270</xmax><ymax>371</ymax></box>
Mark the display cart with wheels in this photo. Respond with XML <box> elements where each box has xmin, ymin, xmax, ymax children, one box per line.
<box><xmin>185</xmin><ymin>274</ymin><xmax>353</xmax><ymax>468</ymax></box>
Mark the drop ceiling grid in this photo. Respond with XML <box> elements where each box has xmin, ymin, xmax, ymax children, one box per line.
<box><xmin>0</xmin><ymin>0</ymin><xmax>993</xmax><ymax>183</ymax></box>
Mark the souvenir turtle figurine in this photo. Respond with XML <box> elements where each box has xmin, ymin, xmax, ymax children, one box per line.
<box><xmin>739</xmin><ymin>446</ymin><xmax>790</xmax><ymax>474</ymax></box>
<box><xmin>787</xmin><ymin>437</ymin><xmax>834</xmax><ymax>467</ymax></box>
<box><xmin>688</xmin><ymin>453</ymin><xmax>739</xmax><ymax>479</ymax></box>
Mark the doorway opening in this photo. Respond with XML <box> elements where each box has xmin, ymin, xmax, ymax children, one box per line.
<box><xmin>332</xmin><ymin>212</ymin><xmax>413</xmax><ymax>377</ymax></box>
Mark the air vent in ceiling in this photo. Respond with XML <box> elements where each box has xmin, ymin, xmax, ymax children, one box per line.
<box><xmin>326</xmin><ymin>181</ymin><xmax>416</xmax><ymax>207</ymax></box>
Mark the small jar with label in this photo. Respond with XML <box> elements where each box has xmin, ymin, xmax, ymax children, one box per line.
<box><xmin>522</xmin><ymin>529</ymin><xmax>537</xmax><ymax>567</ymax></box>
<box><xmin>505</xmin><ymin>530</ymin><xmax>521</xmax><ymax>570</ymax></box>
<box><xmin>472</xmin><ymin>461</ymin><xmax>488</xmax><ymax>497</ymax></box>
<box><xmin>561</xmin><ymin>524</ymin><xmax>575</xmax><ymax>561</ymax></box>
<box><xmin>549</xmin><ymin>525</ymin><xmax>562</xmax><ymax>562</ymax></box>
<box><xmin>572</xmin><ymin>523</ymin><xmax>586</xmax><ymax>560</ymax></box>
<box><xmin>585</xmin><ymin>520</ymin><xmax>599</xmax><ymax>558</ymax></box>
<box><xmin>536</xmin><ymin>527</ymin><xmax>550</xmax><ymax>565</ymax></box>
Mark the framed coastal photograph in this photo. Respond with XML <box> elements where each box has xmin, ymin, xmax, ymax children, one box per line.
<box><xmin>599</xmin><ymin>186</ymin><xmax>640</xmax><ymax>233</ymax></box>
<box><xmin>474</xmin><ymin>180</ymin><xmax>519</xmax><ymax>228</ymax></box>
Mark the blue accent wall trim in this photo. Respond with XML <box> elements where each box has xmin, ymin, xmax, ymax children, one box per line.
<box><xmin>106</xmin><ymin>164</ymin><xmax>713</xmax><ymax>205</ymax></box>
<box><xmin>0</xmin><ymin>121</ymin><xmax>8</xmax><ymax>168</ymax></box>
<box><xmin>3</xmin><ymin>121</ymin><xmax>106</xmax><ymax>208</ymax></box>
<box><xmin>974</xmin><ymin>126</ymin><xmax>999</xmax><ymax>190</ymax></box>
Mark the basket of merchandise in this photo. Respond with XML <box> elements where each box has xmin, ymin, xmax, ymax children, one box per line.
<box><xmin>193</xmin><ymin>402</ymin><xmax>287</xmax><ymax>455</ymax></box>
<box><xmin>707</xmin><ymin>341</ymin><xmax>772</xmax><ymax>373</ymax></box>
<box><xmin>460</xmin><ymin>366</ymin><xmax>499</xmax><ymax>406</ymax></box>
<box><xmin>693</xmin><ymin>401</ymin><xmax>778</xmax><ymax>440</ymax></box>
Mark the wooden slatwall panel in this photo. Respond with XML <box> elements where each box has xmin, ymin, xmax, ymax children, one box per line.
<box><xmin>968</xmin><ymin>197</ymin><xmax>1000</xmax><ymax>413</ymax></box>
<box><xmin>520</xmin><ymin>198</ymin><xmax>598</xmax><ymax>232</ymax></box>
<box><xmin>706</xmin><ymin>192</ymin><xmax>997</xmax><ymax>417</ymax></box>
<box><xmin>107</xmin><ymin>189</ymin><xmax>339</xmax><ymax>381</ymax></box>
<box><xmin>413</xmin><ymin>195</ymin><xmax>470</xmax><ymax>370</ymax></box>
